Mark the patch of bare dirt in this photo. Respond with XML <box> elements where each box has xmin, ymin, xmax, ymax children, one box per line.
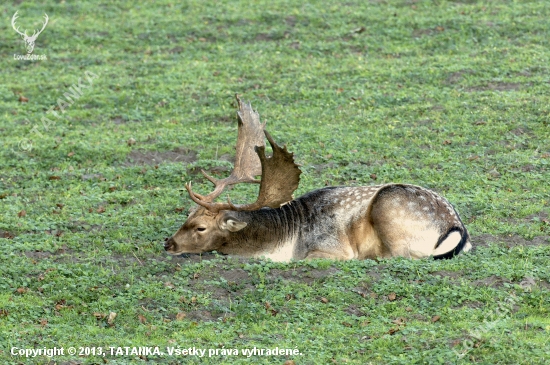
<box><xmin>472</xmin><ymin>275</ymin><xmax>511</xmax><ymax>288</ymax></box>
<box><xmin>24</xmin><ymin>245</ymin><xmax>74</xmax><ymax>261</ymax></box>
<box><xmin>24</xmin><ymin>251</ymin><xmax>54</xmax><ymax>259</ymax></box>
<box><xmin>412</xmin><ymin>26</ymin><xmax>445</xmax><ymax>38</ymax></box>
<box><xmin>186</xmin><ymin>310</ymin><xmax>216</xmax><ymax>322</ymax></box>
<box><xmin>1</xmin><ymin>230</ymin><xmax>15</xmax><ymax>239</ymax></box>
<box><xmin>453</xmin><ymin>301</ymin><xmax>484</xmax><ymax>310</ymax></box>
<box><xmin>124</xmin><ymin>148</ymin><xmax>197</xmax><ymax>166</ymax></box>
<box><xmin>446</xmin><ymin>69</ymin><xmax>474</xmax><ymax>85</ymax></box>
<box><xmin>473</xmin><ymin>234</ymin><xmax>550</xmax><ymax>248</ymax></box>
<box><xmin>345</xmin><ymin>304</ymin><xmax>367</xmax><ymax>317</ymax></box>
<box><xmin>509</xmin><ymin>127</ymin><xmax>533</xmax><ymax>137</ymax></box>
<box><xmin>465</xmin><ymin>82</ymin><xmax>524</xmax><ymax>92</ymax></box>
<box><xmin>285</xmin><ymin>16</ymin><xmax>298</xmax><ymax>27</ymax></box>
<box><xmin>190</xmin><ymin>267</ymin><xmax>250</xmax><ymax>286</ymax></box>
<box><xmin>267</xmin><ymin>267</ymin><xmax>340</xmax><ymax>284</ymax></box>
<box><xmin>430</xmin><ymin>270</ymin><xmax>463</xmax><ymax>279</ymax></box>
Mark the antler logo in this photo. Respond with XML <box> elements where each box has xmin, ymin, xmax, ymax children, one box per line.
<box><xmin>11</xmin><ymin>11</ymin><xmax>49</xmax><ymax>54</ymax></box>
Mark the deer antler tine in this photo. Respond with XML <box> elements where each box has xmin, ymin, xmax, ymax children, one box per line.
<box><xmin>200</xmin><ymin>169</ymin><xmax>219</xmax><ymax>185</ymax></box>
<box><xmin>185</xmin><ymin>182</ymin><xmax>206</xmax><ymax>205</ymax></box>
<box><xmin>225</xmin><ymin>195</ymin><xmax>238</xmax><ymax>210</ymax></box>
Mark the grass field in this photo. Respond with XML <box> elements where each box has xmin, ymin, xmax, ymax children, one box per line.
<box><xmin>1</xmin><ymin>0</ymin><xmax>549</xmax><ymax>364</ymax></box>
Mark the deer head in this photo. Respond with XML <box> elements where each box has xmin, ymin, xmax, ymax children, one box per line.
<box><xmin>11</xmin><ymin>11</ymin><xmax>49</xmax><ymax>54</ymax></box>
<box><xmin>164</xmin><ymin>95</ymin><xmax>301</xmax><ymax>255</ymax></box>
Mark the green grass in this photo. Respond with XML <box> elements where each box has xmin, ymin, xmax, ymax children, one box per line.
<box><xmin>1</xmin><ymin>0</ymin><xmax>549</xmax><ymax>364</ymax></box>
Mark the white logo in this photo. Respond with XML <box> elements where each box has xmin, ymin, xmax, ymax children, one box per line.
<box><xmin>11</xmin><ymin>11</ymin><xmax>49</xmax><ymax>55</ymax></box>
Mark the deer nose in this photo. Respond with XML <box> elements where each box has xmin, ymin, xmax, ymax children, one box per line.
<box><xmin>164</xmin><ymin>237</ymin><xmax>173</xmax><ymax>251</ymax></box>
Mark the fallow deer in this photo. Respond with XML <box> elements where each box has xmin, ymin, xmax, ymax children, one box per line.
<box><xmin>164</xmin><ymin>96</ymin><xmax>472</xmax><ymax>261</ymax></box>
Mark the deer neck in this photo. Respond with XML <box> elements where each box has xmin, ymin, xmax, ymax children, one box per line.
<box><xmin>218</xmin><ymin>206</ymin><xmax>301</xmax><ymax>260</ymax></box>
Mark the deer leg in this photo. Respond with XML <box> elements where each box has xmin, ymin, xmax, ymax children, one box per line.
<box><xmin>304</xmin><ymin>250</ymin><xmax>352</xmax><ymax>260</ymax></box>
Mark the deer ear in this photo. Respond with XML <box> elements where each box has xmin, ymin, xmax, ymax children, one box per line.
<box><xmin>219</xmin><ymin>215</ymin><xmax>247</xmax><ymax>232</ymax></box>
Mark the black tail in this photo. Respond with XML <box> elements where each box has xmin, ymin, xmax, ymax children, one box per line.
<box><xmin>433</xmin><ymin>226</ymin><xmax>470</xmax><ymax>260</ymax></box>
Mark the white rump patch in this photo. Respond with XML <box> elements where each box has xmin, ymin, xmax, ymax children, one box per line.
<box><xmin>432</xmin><ymin>231</ymin><xmax>462</xmax><ymax>256</ymax></box>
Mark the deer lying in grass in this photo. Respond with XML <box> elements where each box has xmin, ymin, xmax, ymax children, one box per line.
<box><xmin>164</xmin><ymin>96</ymin><xmax>472</xmax><ymax>261</ymax></box>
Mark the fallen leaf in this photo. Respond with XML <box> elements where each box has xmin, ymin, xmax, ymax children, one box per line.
<box><xmin>97</xmin><ymin>206</ymin><xmax>106</xmax><ymax>214</ymax></box>
<box><xmin>392</xmin><ymin>317</ymin><xmax>406</xmax><ymax>325</ymax></box>
<box><xmin>0</xmin><ymin>309</ymin><xmax>8</xmax><ymax>317</ymax></box>
<box><xmin>405</xmin><ymin>307</ymin><xmax>412</xmax><ymax>312</ymax></box>
<box><xmin>2</xmin><ymin>231</ymin><xmax>15</xmax><ymax>239</ymax></box>
<box><xmin>388</xmin><ymin>327</ymin><xmax>399</xmax><ymax>335</ymax></box>
<box><xmin>19</xmin><ymin>95</ymin><xmax>29</xmax><ymax>102</ymax></box>
<box><xmin>18</xmin><ymin>210</ymin><xmax>27</xmax><ymax>217</ymax></box>
<box><xmin>342</xmin><ymin>322</ymin><xmax>353</xmax><ymax>327</ymax></box>
<box><xmin>49</xmin><ymin>176</ymin><xmax>61</xmax><ymax>180</ymax></box>
<box><xmin>388</xmin><ymin>293</ymin><xmax>397</xmax><ymax>301</ymax></box>
<box><xmin>39</xmin><ymin>319</ymin><xmax>48</xmax><ymax>327</ymax></box>
<box><xmin>488</xmin><ymin>169</ymin><xmax>500</xmax><ymax>178</ymax></box>
<box><xmin>138</xmin><ymin>314</ymin><xmax>147</xmax><ymax>324</ymax></box>
<box><xmin>443</xmin><ymin>140</ymin><xmax>452</xmax><ymax>145</ymax></box>
<box><xmin>164</xmin><ymin>282</ymin><xmax>175</xmax><ymax>289</ymax></box>
<box><xmin>351</xmin><ymin>26</ymin><xmax>366</xmax><ymax>34</ymax></box>
<box><xmin>107</xmin><ymin>312</ymin><xmax>117</xmax><ymax>325</ymax></box>
<box><xmin>67</xmin><ymin>151</ymin><xmax>75</xmax><ymax>157</ymax></box>
<box><xmin>93</xmin><ymin>312</ymin><xmax>106</xmax><ymax>319</ymax></box>
<box><xmin>16</xmin><ymin>287</ymin><xmax>27</xmax><ymax>294</ymax></box>
<box><xmin>175</xmin><ymin>207</ymin><xmax>186</xmax><ymax>213</ymax></box>
<box><xmin>127</xmin><ymin>138</ymin><xmax>136</xmax><ymax>146</ymax></box>
<box><xmin>55</xmin><ymin>300</ymin><xmax>66</xmax><ymax>310</ymax></box>
<box><xmin>284</xmin><ymin>361</ymin><xmax>296</xmax><ymax>365</ymax></box>
<box><xmin>320</xmin><ymin>297</ymin><xmax>329</xmax><ymax>304</ymax></box>
<box><xmin>370</xmin><ymin>174</ymin><xmax>377</xmax><ymax>180</ymax></box>
<box><xmin>176</xmin><ymin>312</ymin><xmax>186</xmax><ymax>321</ymax></box>
<box><xmin>431</xmin><ymin>315</ymin><xmax>441</xmax><ymax>322</ymax></box>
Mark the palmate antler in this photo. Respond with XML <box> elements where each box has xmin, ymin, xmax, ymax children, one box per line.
<box><xmin>185</xmin><ymin>95</ymin><xmax>301</xmax><ymax>213</ymax></box>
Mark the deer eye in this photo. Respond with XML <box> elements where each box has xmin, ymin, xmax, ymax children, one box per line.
<box><xmin>196</xmin><ymin>227</ymin><xmax>206</xmax><ymax>232</ymax></box>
